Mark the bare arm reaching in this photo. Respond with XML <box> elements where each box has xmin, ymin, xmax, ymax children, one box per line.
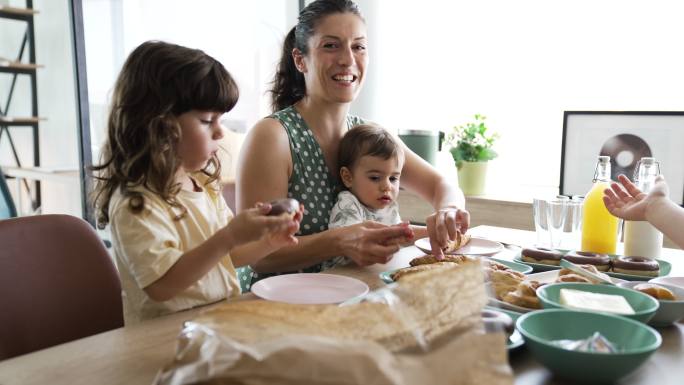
<box><xmin>604</xmin><ymin>174</ymin><xmax>684</xmax><ymax>249</ymax></box>
<box><xmin>397</xmin><ymin>137</ymin><xmax>470</xmax><ymax>258</ymax></box>
<box><xmin>144</xmin><ymin>204</ymin><xmax>299</xmax><ymax>301</ymax></box>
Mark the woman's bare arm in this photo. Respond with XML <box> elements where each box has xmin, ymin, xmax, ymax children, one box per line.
<box><xmin>396</xmin><ymin>138</ymin><xmax>470</xmax><ymax>258</ymax></box>
<box><xmin>236</xmin><ymin>119</ymin><xmax>410</xmax><ymax>272</ymax></box>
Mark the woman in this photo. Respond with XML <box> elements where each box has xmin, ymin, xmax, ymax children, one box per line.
<box><xmin>237</xmin><ymin>0</ymin><xmax>469</xmax><ymax>285</ymax></box>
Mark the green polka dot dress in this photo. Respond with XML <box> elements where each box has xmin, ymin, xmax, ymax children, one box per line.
<box><xmin>239</xmin><ymin>106</ymin><xmax>364</xmax><ymax>292</ymax></box>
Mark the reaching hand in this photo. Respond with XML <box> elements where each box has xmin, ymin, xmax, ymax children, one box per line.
<box><xmin>336</xmin><ymin>221</ymin><xmax>414</xmax><ymax>266</ymax></box>
<box><xmin>426</xmin><ymin>207</ymin><xmax>470</xmax><ymax>259</ymax></box>
<box><xmin>603</xmin><ymin>174</ymin><xmax>669</xmax><ymax>221</ymax></box>
<box><xmin>224</xmin><ymin>202</ymin><xmax>302</xmax><ymax>249</ymax></box>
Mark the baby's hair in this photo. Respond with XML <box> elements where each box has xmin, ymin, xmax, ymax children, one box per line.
<box><xmin>92</xmin><ymin>41</ymin><xmax>239</xmax><ymax>228</ymax></box>
<box><xmin>338</xmin><ymin>124</ymin><xmax>404</xmax><ymax>173</ymax></box>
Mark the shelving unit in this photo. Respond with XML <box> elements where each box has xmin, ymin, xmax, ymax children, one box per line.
<box><xmin>0</xmin><ymin>1</ymin><xmax>44</xmax><ymax>212</ymax></box>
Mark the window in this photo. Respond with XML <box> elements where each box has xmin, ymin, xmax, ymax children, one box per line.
<box><xmin>363</xmin><ymin>0</ymin><xmax>684</xmax><ymax>196</ymax></box>
<box><xmin>83</xmin><ymin>0</ymin><xmax>296</xmax><ymax>181</ymax></box>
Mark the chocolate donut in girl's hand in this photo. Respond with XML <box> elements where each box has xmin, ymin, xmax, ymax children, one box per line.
<box><xmin>612</xmin><ymin>256</ymin><xmax>660</xmax><ymax>277</ymax></box>
<box><xmin>521</xmin><ymin>247</ymin><xmax>564</xmax><ymax>266</ymax></box>
<box><xmin>563</xmin><ymin>251</ymin><xmax>611</xmax><ymax>272</ymax></box>
<box><xmin>268</xmin><ymin>198</ymin><xmax>300</xmax><ymax>219</ymax></box>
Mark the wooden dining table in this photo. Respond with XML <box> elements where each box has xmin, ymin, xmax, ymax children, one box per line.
<box><xmin>1</xmin><ymin>225</ymin><xmax>682</xmax><ymax>385</ymax></box>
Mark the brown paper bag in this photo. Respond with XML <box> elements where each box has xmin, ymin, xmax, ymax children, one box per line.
<box><xmin>155</xmin><ymin>261</ymin><xmax>514</xmax><ymax>385</ymax></box>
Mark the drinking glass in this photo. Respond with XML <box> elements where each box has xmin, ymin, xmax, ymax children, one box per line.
<box><xmin>546</xmin><ymin>198</ymin><xmax>568</xmax><ymax>248</ymax></box>
<box><xmin>562</xmin><ymin>197</ymin><xmax>584</xmax><ymax>249</ymax></box>
<box><xmin>533</xmin><ymin>197</ymin><xmax>550</xmax><ymax>247</ymax></box>
<box><xmin>533</xmin><ymin>195</ymin><xmax>569</xmax><ymax>247</ymax></box>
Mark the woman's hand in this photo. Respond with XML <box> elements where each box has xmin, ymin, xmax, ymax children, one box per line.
<box><xmin>223</xmin><ymin>202</ymin><xmax>302</xmax><ymax>250</ymax></box>
<box><xmin>603</xmin><ymin>174</ymin><xmax>669</xmax><ymax>221</ymax></box>
<box><xmin>426</xmin><ymin>207</ymin><xmax>470</xmax><ymax>259</ymax></box>
<box><xmin>336</xmin><ymin>221</ymin><xmax>414</xmax><ymax>266</ymax></box>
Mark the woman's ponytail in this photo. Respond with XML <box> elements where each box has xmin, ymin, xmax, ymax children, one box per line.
<box><xmin>270</xmin><ymin>27</ymin><xmax>306</xmax><ymax>112</ymax></box>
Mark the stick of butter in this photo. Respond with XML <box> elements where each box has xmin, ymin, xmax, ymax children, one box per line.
<box><xmin>559</xmin><ymin>288</ymin><xmax>635</xmax><ymax>315</ymax></box>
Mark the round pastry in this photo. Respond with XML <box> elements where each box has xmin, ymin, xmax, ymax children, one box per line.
<box><xmin>562</xmin><ymin>251</ymin><xmax>611</xmax><ymax>271</ymax></box>
<box><xmin>521</xmin><ymin>247</ymin><xmax>564</xmax><ymax>266</ymax></box>
<box><xmin>482</xmin><ymin>309</ymin><xmax>514</xmax><ymax>334</ymax></box>
<box><xmin>409</xmin><ymin>254</ymin><xmax>469</xmax><ymax>267</ymax></box>
<box><xmin>555</xmin><ymin>273</ymin><xmax>591</xmax><ymax>284</ymax></box>
<box><xmin>612</xmin><ymin>256</ymin><xmax>660</xmax><ymax>277</ymax></box>
<box><xmin>390</xmin><ymin>262</ymin><xmax>452</xmax><ymax>282</ymax></box>
<box><xmin>633</xmin><ymin>283</ymin><xmax>675</xmax><ymax>300</ymax></box>
<box><xmin>268</xmin><ymin>198</ymin><xmax>300</xmax><ymax>219</ymax></box>
<box><xmin>502</xmin><ymin>290</ymin><xmax>541</xmax><ymax>309</ymax></box>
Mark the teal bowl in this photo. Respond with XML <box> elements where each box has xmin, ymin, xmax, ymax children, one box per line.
<box><xmin>517</xmin><ymin>309</ymin><xmax>662</xmax><ymax>383</ymax></box>
<box><xmin>537</xmin><ymin>282</ymin><xmax>659</xmax><ymax>323</ymax></box>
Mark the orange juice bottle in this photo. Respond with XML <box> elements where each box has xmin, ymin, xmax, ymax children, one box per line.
<box><xmin>581</xmin><ymin>156</ymin><xmax>619</xmax><ymax>254</ymax></box>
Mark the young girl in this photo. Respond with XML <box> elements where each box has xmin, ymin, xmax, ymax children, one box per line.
<box><xmin>92</xmin><ymin>41</ymin><xmax>302</xmax><ymax>324</ymax></box>
<box><xmin>327</xmin><ymin>124</ymin><xmax>426</xmax><ymax>267</ymax></box>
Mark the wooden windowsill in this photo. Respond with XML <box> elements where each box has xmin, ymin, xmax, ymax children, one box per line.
<box><xmin>0</xmin><ymin>116</ymin><xmax>46</xmax><ymax>124</ymax></box>
<box><xmin>0</xmin><ymin>60</ymin><xmax>43</xmax><ymax>70</ymax></box>
<box><xmin>0</xmin><ymin>6</ymin><xmax>38</xmax><ymax>16</ymax></box>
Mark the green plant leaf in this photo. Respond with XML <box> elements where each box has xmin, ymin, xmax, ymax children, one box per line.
<box><xmin>446</xmin><ymin>114</ymin><xmax>499</xmax><ymax>162</ymax></box>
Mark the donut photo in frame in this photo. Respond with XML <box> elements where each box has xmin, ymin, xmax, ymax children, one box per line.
<box><xmin>560</xmin><ymin>111</ymin><xmax>684</xmax><ymax>205</ymax></box>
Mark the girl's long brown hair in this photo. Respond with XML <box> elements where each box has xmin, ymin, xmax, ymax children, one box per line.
<box><xmin>92</xmin><ymin>41</ymin><xmax>239</xmax><ymax>228</ymax></box>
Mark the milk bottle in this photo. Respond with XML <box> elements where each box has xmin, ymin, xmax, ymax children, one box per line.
<box><xmin>624</xmin><ymin>157</ymin><xmax>663</xmax><ymax>258</ymax></box>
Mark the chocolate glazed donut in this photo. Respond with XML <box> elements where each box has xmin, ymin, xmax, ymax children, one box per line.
<box><xmin>521</xmin><ymin>247</ymin><xmax>564</xmax><ymax>266</ymax></box>
<box><xmin>612</xmin><ymin>256</ymin><xmax>660</xmax><ymax>277</ymax></box>
<box><xmin>563</xmin><ymin>251</ymin><xmax>611</xmax><ymax>271</ymax></box>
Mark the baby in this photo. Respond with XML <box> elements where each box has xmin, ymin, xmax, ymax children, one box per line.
<box><xmin>326</xmin><ymin>124</ymin><xmax>427</xmax><ymax>268</ymax></box>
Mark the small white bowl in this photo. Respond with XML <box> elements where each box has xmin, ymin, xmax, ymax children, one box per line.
<box><xmin>618</xmin><ymin>281</ymin><xmax>684</xmax><ymax>326</ymax></box>
<box><xmin>650</xmin><ymin>276</ymin><xmax>684</xmax><ymax>290</ymax></box>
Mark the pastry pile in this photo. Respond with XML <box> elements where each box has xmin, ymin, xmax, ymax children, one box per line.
<box><xmin>491</xmin><ymin>264</ymin><xmax>610</xmax><ymax>309</ymax></box>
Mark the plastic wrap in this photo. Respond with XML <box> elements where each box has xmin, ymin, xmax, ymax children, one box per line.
<box><xmin>154</xmin><ymin>261</ymin><xmax>514</xmax><ymax>385</ymax></box>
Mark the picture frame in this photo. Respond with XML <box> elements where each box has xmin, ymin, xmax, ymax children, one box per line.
<box><xmin>560</xmin><ymin>111</ymin><xmax>684</xmax><ymax>205</ymax></box>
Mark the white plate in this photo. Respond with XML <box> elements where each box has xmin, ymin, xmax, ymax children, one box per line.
<box><xmin>487</xmin><ymin>271</ymin><xmax>627</xmax><ymax>313</ymax></box>
<box><xmin>414</xmin><ymin>236</ymin><xmax>503</xmax><ymax>256</ymax></box>
<box><xmin>650</xmin><ymin>276</ymin><xmax>684</xmax><ymax>290</ymax></box>
<box><xmin>251</xmin><ymin>273</ymin><xmax>369</xmax><ymax>305</ymax></box>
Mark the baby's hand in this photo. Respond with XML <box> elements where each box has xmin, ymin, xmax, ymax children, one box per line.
<box><xmin>224</xmin><ymin>200</ymin><xmax>302</xmax><ymax>248</ymax></box>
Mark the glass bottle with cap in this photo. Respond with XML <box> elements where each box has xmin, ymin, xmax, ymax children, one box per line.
<box><xmin>581</xmin><ymin>156</ymin><xmax>619</xmax><ymax>254</ymax></box>
<box><xmin>623</xmin><ymin>157</ymin><xmax>663</xmax><ymax>258</ymax></box>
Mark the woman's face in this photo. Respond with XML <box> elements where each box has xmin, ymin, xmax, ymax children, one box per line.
<box><xmin>294</xmin><ymin>12</ymin><xmax>368</xmax><ymax>105</ymax></box>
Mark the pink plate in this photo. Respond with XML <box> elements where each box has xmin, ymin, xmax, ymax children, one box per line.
<box><xmin>250</xmin><ymin>273</ymin><xmax>369</xmax><ymax>305</ymax></box>
<box><xmin>414</xmin><ymin>236</ymin><xmax>504</xmax><ymax>256</ymax></box>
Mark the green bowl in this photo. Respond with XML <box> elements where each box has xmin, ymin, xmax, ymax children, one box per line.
<box><xmin>617</xmin><ymin>281</ymin><xmax>684</xmax><ymax>327</ymax></box>
<box><xmin>516</xmin><ymin>309</ymin><xmax>662</xmax><ymax>383</ymax></box>
<box><xmin>537</xmin><ymin>283</ymin><xmax>659</xmax><ymax>323</ymax></box>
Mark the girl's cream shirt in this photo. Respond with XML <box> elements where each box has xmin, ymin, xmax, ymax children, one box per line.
<box><xmin>109</xmin><ymin>175</ymin><xmax>240</xmax><ymax>324</ymax></box>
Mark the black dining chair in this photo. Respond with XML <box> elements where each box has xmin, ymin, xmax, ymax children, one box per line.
<box><xmin>0</xmin><ymin>214</ymin><xmax>124</xmax><ymax>360</ymax></box>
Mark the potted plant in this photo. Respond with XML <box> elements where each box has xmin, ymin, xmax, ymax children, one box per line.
<box><xmin>447</xmin><ymin>114</ymin><xmax>499</xmax><ymax>195</ymax></box>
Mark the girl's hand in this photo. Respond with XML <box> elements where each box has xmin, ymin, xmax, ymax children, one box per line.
<box><xmin>426</xmin><ymin>207</ymin><xmax>470</xmax><ymax>259</ymax></box>
<box><xmin>336</xmin><ymin>221</ymin><xmax>414</xmax><ymax>266</ymax></box>
<box><xmin>223</xmin><ymin>202</ymin><xmax>302</xmax><ymax>249</ymax></box>
<box><xmin>262</xmin><ymin>203</ymin><xmax>304</xmax><ymax>249</ymax></box>
<box><xmin>603</xmin><ymin>174</ymin><xmax>669</xmax><ymax>221</ymax></box>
